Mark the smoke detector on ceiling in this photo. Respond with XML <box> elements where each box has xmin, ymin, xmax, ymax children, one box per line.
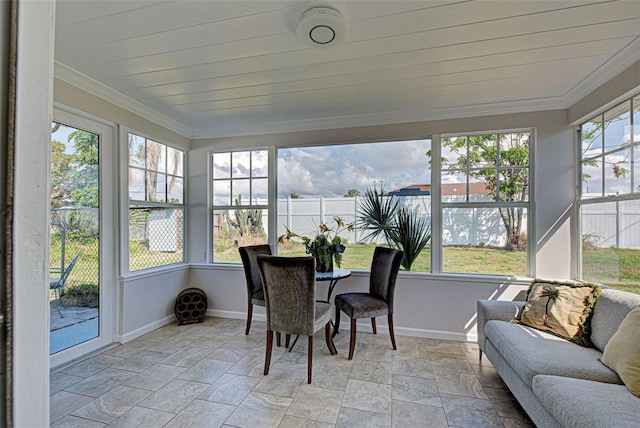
<box><xmin>297</xmin><ymin>7</ymin><xmax>348</xmax><ymax>48</ymax></box>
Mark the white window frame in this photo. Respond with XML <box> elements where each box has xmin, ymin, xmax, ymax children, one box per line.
<box><xmin>209</xmin><ymin>148</ymin><xmax>272</xmax><ymax>263</ymax></box>
<box><xmin>123</xmin><ymin>129</ymin><xmax>186</xmax><ymax>273</ymax></box>
<box><xmin>577</xmin><ymin>93</ymin><xmax>639</xmax><ymax>282</ymax></box>
<box><xmin>433</xmin><ymin>130</ymin><xmax>535</xmax><ymax>277</ymax></box>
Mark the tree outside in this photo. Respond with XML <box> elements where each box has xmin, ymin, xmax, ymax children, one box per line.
<box><xmin>435</xmin><ymin>133</ymin><xmax>530</xmax><ymax>251</ymax></box>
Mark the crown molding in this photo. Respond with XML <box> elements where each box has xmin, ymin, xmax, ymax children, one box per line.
<box><xmin>54</xmin><ymin>61</ymin><xmax>193</xmax><ymax>139</ymax></box>
<box><xmin>564</xmin><ymin>37</ymin><xmax>640</xmax><ymax>107</ymax></box>
<box><xmin>190</xmin><ymin>97</ymin><xmax>567</xmax><ymax>139</ymax></box>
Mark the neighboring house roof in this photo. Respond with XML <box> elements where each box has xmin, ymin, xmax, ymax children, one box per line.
<box><xmin>386</xmin><ymin>183</ymin><xmax>492</xmax><ymax>196</ymax></box>
<box><xmin>386</xmin><ymin>184</ymin><xmax>431</xmax><ymax>196</ymax></box>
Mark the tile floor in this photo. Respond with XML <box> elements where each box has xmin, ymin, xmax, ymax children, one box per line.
<box><xmin>50</xmin><ymin>317</ymin><xmax>533</xmax><ymax>427</ymax></box>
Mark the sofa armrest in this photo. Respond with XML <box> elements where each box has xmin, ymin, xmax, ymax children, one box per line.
<box><xmin>477</xmin><ymin>300</ymin><xmax>525</xmax><ymax>353</ymax></box>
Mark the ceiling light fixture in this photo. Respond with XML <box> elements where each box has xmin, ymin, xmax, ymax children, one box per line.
<box><xmin>297</xmin><ymin>7</ymin><xmax>348</xmax><ymax>48</ymax></box>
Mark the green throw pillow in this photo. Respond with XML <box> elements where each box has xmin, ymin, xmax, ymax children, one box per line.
<box><xmin>600</xmin><ymin>307</ymin><xmax>640</xmax><ymax>397</ymax></box>
<box><xmin>515</xmin><ymin>279</ymin><xmax>601</xmax><ymax>347</ymax></box>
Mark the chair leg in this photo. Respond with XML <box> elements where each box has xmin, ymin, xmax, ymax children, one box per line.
<box><xmin>479</xmin><ymin>349</ymin><xmax>483</xmax><ymax>360</ymax></box>
<box><xmin>388</xmin><ymin>314</ymin><xmax>397</xmax><ymax>350</ymax></box>
<box><xmin>307</xmin><ymin>336</ymin><xmax>313</xmax><ymax>384</ymax></box>
<box><xmin>348</xmin><ymin>319</ymin><xmax>357</xmax><ymax>360</ymax></box>
<box><xmin>58</xmin><ymin>288</ymin><xmax>67</xmax><ymax>309</ymax></box>
<box><xmin>276</xmin><ymin>332</ymin><xmax>281</xmax><ymax>347</ymax></box>
<box><xmin>325</xmin><ymin>322</ymin><xmax>337</xmax><ymax>355</ymax></box>
<box><xmin>371</xmin><ymin>317</ymin><xmax>377</xmax><ymax>334</ymax></box>
<box><xmin>332</xmin><ymin>308</ymin><xmax>341</xmax><ymax>338</ymax></box>
<box><xmin>264</xmin><ymin>330</ymin><xmax>273</xmax><ymax>376</ymax></box>
<box><xmin>245</xmin><ymin>302</ymin><xmax>253</xmax><ymax>335</ymax></box>
<box><xmin>53</xmin><ymin>291</ymin><xmax>63</xmax><ymax>318</ymax></box>
<box><xmin>285</xmin><ymin>334</ymin><xmax>291</xmax><ymax>348</ymax></box>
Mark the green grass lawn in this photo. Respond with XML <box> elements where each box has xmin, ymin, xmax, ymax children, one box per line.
<box><xmin>216</xmin><ymin>242</ymin><xmax>527</xmax><ymax>275</ymax></box>
<box><xmin>217</xmin><ymin>242</ymin><xmax>640</xmax><ymax>294</ymax></box>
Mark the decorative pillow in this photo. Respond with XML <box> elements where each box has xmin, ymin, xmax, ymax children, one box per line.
<box><xmin>515</xmin><ymin>279</ymin><xmax>601</xmax><ymax>347</ymax></box>
<box><xmin>600</xmin><ymin>307</ymin><xmax>640</xmax><ymax>397</ymax></box>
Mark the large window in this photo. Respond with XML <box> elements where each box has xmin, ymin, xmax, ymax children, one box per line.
<box><xmin>128</xmin><ymin>133</ymin><xmax>185</xmax><ymax>271</ymax></box>
<box><xmin>439</xmin><ymin>132</ymin><xmax>530</xmax><ymax>276</ymax></box>
<box><xmin>276</xmin><ymin>140</ymin><xmax>432</xmax><ymax>272</ymax></box>
<box><xmin>579</xmin><ymin>94</ymin><xmax>640</xmax><ymax>294</ymax></box>
<box><xmin>211</xmin><ymin>150</ymin><xmax>268</xmax><ymax>263</ymax></box>
<box><xmin>210</xmin><ymin>133</ymin><xmax>532</xmax><ymax>277</ymax></box>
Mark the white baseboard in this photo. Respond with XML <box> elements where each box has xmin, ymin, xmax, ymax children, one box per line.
<box><xmin>205</xmin><ymin>310</ymin><xmax>477</xmax><ymax>343</ymax></box>
<box><xmin>119</xmin><ymin>314</ymin><xmax>176</xmax><ymax>343</ymax></box>
<box><xmin>119</xmin><ymin>311</ymin><xmax>477</xmax><ymax>344</ymax></box>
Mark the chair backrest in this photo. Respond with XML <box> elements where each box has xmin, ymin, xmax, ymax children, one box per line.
<box><xmin>60</xmin><ymin>254</ymin><xmax>80</xmax><ymax>285</ymax></box>
<box><xmin>258</xmin><ymin>255</ymin><xmax>316</xmax><ymax>336</ymax></box>
<box><xmin>239</xmin><ymin>245</ymin><xmax>272</xmax><ymax>300</ymax></box>
<box><xmin>369</xmin><ymin>247</ymin><xmax>404</xmax><ymax>311</ymax></box>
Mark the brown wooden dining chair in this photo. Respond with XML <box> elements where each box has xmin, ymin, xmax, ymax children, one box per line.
<box><xmin>333</xmin><ymin>246</ymin><xmax>403</xmax><ymax>359</ymax></box>
<box><xmin>257</xmin><ymin>255</ymin><xmax>337</xmax><ymax>383</ymax></box>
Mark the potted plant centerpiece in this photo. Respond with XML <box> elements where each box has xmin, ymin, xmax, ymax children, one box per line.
<box><xmin>278</xmin><ymin>216</ymin><xmax>354</xmax><ymax>272</ymax></box>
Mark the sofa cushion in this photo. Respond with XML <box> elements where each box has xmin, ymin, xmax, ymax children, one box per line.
<box><xmin>601</xmin><ymin>307</ymin><xmax>640</xmax><ymax>396</ymax></box>
<box><xmin>484</xmin><ymin>320</ymin><xmax>620</xmax><ymax>387</ymax></box>
<box><xmin>533</xmin><ymin>375</ymin><xmax>640</xmax><ymax>428</ymax></box>
<box><xmin>590</xmin><ymin>288</ymin><xmax>640</xmax><ymax>352</ymax></box>
<box><xmin>517</xmin><ymin>279</ymin><xmax>601</xmax><ymax>347</ymax></box>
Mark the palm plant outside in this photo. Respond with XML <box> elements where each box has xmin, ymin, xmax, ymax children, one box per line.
<box><xmin>357</xmin><ymin>186</ymin><xmax>431</xmax><ymax>271</ymax></box>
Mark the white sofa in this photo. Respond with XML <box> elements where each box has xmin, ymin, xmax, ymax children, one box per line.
<box><xmin>477</xmin><ymin>288</ymin><xmax>640</xmax><ymax>428</ymax></box>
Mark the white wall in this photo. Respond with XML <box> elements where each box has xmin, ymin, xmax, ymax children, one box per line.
<box><xmin>186</xmin><ymin>109</ymin><xmax>574</xmax><ymax>341</ymax></box>
<box><xmin>118</xmin><ymin>267</ymin><xmax>191</xmax><ymax>342</ymax></box>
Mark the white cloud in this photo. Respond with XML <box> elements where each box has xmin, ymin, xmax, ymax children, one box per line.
<box><xmin>278</xmin><ymin>140</ymin><xmax>431</xmax><ymax>197</ymax></box>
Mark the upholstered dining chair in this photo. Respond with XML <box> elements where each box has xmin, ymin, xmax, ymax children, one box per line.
<box><xmin>257</xmin><ymin>255</ymin><xmax>337</xmax><ymax>383</ymax></box>
<box><xmin>239</xmin><ymin>245</ymin><xmax>271</xmax><ymax>336</ymax></box>
<box><xmin>333</xmin><ymin>246</ymin><xmax>403</xmax><ymax>360</ymax></box>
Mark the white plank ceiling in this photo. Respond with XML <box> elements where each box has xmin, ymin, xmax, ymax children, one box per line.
<box><xmin>54</xmin><ymin>0</ymin><xmax>640</xmax><ymax>139</ymax></box>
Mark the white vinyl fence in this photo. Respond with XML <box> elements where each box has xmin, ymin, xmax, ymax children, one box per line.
<box><xmin>581</xmin><ymin>200</ymin><xmax>640</xmax><ymax>249</ymax></box>
<box><xmin>276</xmin><ymin>196</ymin><xmax>526</xmax><ymax>247</ymax></box>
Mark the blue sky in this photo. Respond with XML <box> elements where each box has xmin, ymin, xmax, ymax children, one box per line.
<box><xmin>277</xmin><ymin>139</ymin><xmax>432</xmax><ymax>198</ymax></box>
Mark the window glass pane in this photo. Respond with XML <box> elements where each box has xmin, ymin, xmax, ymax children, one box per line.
<box><xmin>469</xmin><ymin>134</ymin><xmax>496</xmax><ymax>168</ymax></box>
<box><xmin>441</xmin><ymin>136</ymin><xmax>466</xmax><ymax>170</ymax></box>
<box><xmin>604</xmin><ymin>103</ymin><xmax>631</xmax><ymax>152</ymax></box>
<box><xmin>213</xmin><ymin>152</ymin><xmax>231</xmax><ymax>179</ymax></box>
<box><xmin>582</xmin><ymin>116</ymin><xmax>602</xmax><ymax>158</ymax></box>
<box><xmin>213</xmin><ymin>208</ymin><xmax>267</xmax><ymax>263</ymax></box>
<box><xmin>232</xmin><ymin>151</ymin><xmax>250</xmax><ymax>178</ymax></box>
<box><xmin>499</xmin><ymin>133</ymin><xmax>529</xmax><ymax>167</ymax></box>
<box><xmin>252</xmin><ymin>178</ymin><xmax>268</xmax><ymax>201</ymax></box>
<box><xmin>634</xmin><ymin>96</ymin><xmax>640</xmax><ymax>144</ymax></box>
<box><xmin>581</xmin><ymin>200</ymin><xmax>639</xmax><ymax>294</ymax></box>
<box><xmin>129</xmin><ymin>167</ymin><xmax>145</xmax><ymax>200</ymax></box>
<box><xmin>213</xmin><ymin>181</ymin><xmax>231</xmax><ymax>206</ymax></box>
<box><xmin>252</xmin><ymin>150</ymin><xmax>268</xmax><ymax>177</ymax></box>
<box><xmin>441</xmin><ymin>171</ymin><xmax>468</xmax><ymax>202</ymax></box>
<box><xmin>278</xmin><ymin>139</ymin><xmax>431</xmax><ymax>272</ymax></box>
<box><xmin>128</xmin><ymin>134</ymin><xmax>145</xmax><ymax>167</ymax></box>
<box><xmin>582</xmin><ymin>158</ymin><xmax>601</xmax><ymax>197</ymax></box>
<box><xmin>146</xmin><ymin>140</ymin><xmax>166</xmax><ymax>173</ymax></box>
<box><xmin>167</xmin><ymin>177</ymin><xmax>183</xmax><ymax>204</ymax></box>
<box><xmin>498</xmin><ymin>168</ymin><xmax>528</xmax><ymax>202</ymax></box>
<box><xmin>604</xmin><ymin>149</ymin><xmax>631</xmax><ymax>195</ymax></box>
<box><xmin>469</xmin><ymin>170</ymin><xmax>496</xmax><ymax>202</ymax></box>
<box><xmin>232</xmin><ymin>179</ymin><xmax>250</xmax><ymax>205</ymax></box>
<box><xmin>167</xmin><ymin>146</ymin><xmax>183</xmax><ymax>177</ymax></box>
<box><xmin>442</xmin><ymin>207</ymin><xmax>527</xmax><ymax>275</ymax></box>
<box><xmin>634</xmin><ymin>147</ymin><xmax>640</xmax><ymax>194</ymax></box>
<box><xmin>147</xmin><ymin>172</ymin><xmax>166</xmax><ymax>202</ymax></box>
<box><xmin>129</xmin><ymin>206</ymin><xmax>184</xmax><ymax>271</ymax></box>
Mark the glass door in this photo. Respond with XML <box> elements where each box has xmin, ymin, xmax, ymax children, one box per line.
<box><xmin>49</xmin><ymin>108</ymin><xmax>115</xmax><ymax>367</ymax></box>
